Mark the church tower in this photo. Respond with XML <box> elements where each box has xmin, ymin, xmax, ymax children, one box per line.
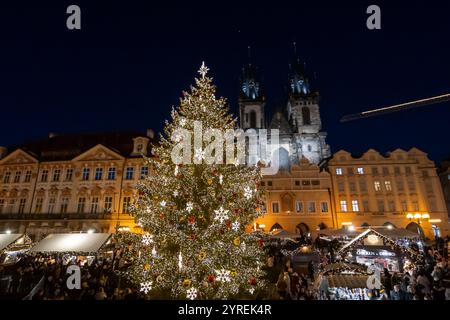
<box><xmin>239</xmin><ymin>58</ymin><xmax>266</xmax><ymax>130</ymax></box>
<box><xmin>286</xmin><ymin>55</ymin><xmax>331</xmax><ymax>164</ymax></box>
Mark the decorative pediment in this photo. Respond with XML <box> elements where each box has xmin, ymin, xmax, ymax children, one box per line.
<box><xmin>72</xmin><ymin>144</ymin><xmax>124</xmax><ymax>162</ymax></box>
<box><xmin>0</xmin><ymin>149</ymin><xmax>38</xmax><ymax>165</ymax></box>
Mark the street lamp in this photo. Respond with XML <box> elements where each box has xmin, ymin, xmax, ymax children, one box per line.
<box><xmin>406</xmin><ymin>212</ymin><xmax>430</xmax><ymax>225</ymax></box>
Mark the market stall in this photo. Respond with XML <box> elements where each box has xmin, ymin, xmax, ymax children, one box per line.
<box><xmin>0</xmin><ymin>234</ymin><xmax>33</xmax><ymax>265</ymax></box>
<box><xmin>338</xmin><ymin>228</ymin><xmax>423</xmax><ymax>272</ymax></box>
<box><xmin>315</xmin><ymin>262</ymin><xmax>372</xmax><ymax>300</ymax></box>
<box><xmin>28</xmin><ymin>233</ymin><xmax>113</xmax><ymax>266</ymax></box>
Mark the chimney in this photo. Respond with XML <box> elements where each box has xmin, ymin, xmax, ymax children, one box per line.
<box><xmin>146</xmin><ymin>129</ymin><xmax>155</xmax><ymax>139</ymax></box>
<box><xmin>0</xmin><ymin>146</ymin><xmax>7</xmax><ymax>159</ymax></box>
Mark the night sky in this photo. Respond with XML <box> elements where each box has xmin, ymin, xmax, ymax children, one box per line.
<box><xmin>1</xmin><ymin>1</ymin><xmax>450</xmax><ymax>163</ymax></box>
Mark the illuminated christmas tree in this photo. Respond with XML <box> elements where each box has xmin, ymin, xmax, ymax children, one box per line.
<box><xmin>125</xmin><ymin>63</ymin><xmax>267</xmax><ymax>299</ymax></box>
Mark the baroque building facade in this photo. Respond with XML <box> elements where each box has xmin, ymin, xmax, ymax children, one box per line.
<box><xmin>0</xmin><ymin>131</ymin><xmax>154</xmax><ymax>240</ymax></box>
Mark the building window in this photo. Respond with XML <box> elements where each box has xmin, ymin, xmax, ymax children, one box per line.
<box><xmin>140</xmin><ymin>166</ymin><xmax>149</xmax><ymax>179</ymax></box>
<box><xmin>378</xmin><ymin>200</ymin><xmax>385</xmax><ymax>212</ymax></box>
<box><xmin>53</xmin><ymin>169</ymin><xmax>61</xmax><ymax>182</ymax></box>
<box><xmin>104</xmin><ymin>196</ymin><xmax>113</xmax><ymax>213</ymax></box>
<box><xmin>405</xmin><ymin>167</ymin><xmax>412</xmax><ymax>175</ymax></box>
<box><xmin>91</xmin><ymin>197</ymin><xmax>99</xmax><ymax>213</ymax></box>
<box><xmin>24</xmin><ymin>170</ymin><xmax>32</xmax><ymax>183</ymax></box>
<box><xmin>48</xmin><ymin>198</ymin><xmax>56</xmax><ymax>213</ymax></box>
<box><xmin>401</xmin><ymin>201</ymin><xmax>408</xmax><ymax>211</ymax></box>
<box><xmin>18</xmin><ymin>198</ymin><xmax>26</xmax><ymax>214</ymax></box>
<box><xmin>357</xmin><ymin>167</ymin><xmax>365</xmax><ymax>175</ymax></box>
<box><xmin>260</xmin><ymin>181</ymin><xmax>265</xmax><ymax>187</ymax></box>
<box><xmin>123</xmin><ymin>197</ymin><xmax>132</xmax><ymax>213</ymax></box>
<box><xmin>7</xmin><ymin>199</ymin><xmax>16</xmax><ymax>213</ymax></box>
<box><xmin>320</xmin><ymin>202</ymin><xmax>329</xmax><ymax>213</ymax></box>
<box><xmin>362</xmin><ymin>200</ymin><xmax>369</xmax><ymax>212</ymax></box>
<box><xmin>385</xmin><ymin>181</ymin><xmax>392</xmax><ymax>191</ymax></box>
<box><xmin>372</xmin><ymin>167</ymin><xmax>379</xmax><ymax>176</ymax></box>
<box><xmin>108</xmin><ymin>167</ymin><xmax>116</xmax><ymax>180</ymax></box>
<box><xmin>0</xmin><ymin>199</ymin><xmax>4</xmax><ymax>213</ymax></box>
<box><xmin>336</xmin><ymin>168</ymin><xmax>343</xmax><ymax>175</ymax></box>
<box><xmin>394</xmin><ymin>167</ymin><xmax>401</xmax><ymax>176</ymax></box>
<box><xmin>302</xmin><ymin>107</ymin><xmax>311</xmax><ymax>125</ymax></box>
<box><xmin>412</xmin><ymin>201</ymin><xmax>419</xmax><ymax>211</ymax></box>
<box><xmin>3</xmin><ymin>172</ymin><xmax>11</xmax><ymax>184</ymax></box>
<box><xmin>388</xmin><ymin>200</ymin><xmax>396</xmax><ymax>212</ymax></box>
<box><xmin>295</xmin><ymin>201</ymin><xmax>303</xmax><ymax>213</ymax></box>
<box><xmin>348</xmin><ymin>168</ymin><xmax>354</xmax><ymax>176</ymax></box>
<box><xmin>382</xmin><ymin>167</ymin><xmax>389</xmax><ymax>176</ymax></box>
<box><xmin>35</xmin><ymin>198</ymin><xmax>44</xmax><ymax>213</ymax></box>
<box><xmin>422</xmin><ymin>170</ymin><xmax>429</xmax><ymax>178</ymax></box>
<box><xmin>125</xmin><ymin>167</ymin><xmax>134</xmax><ymax>180</ymax></box>
<box><xmin>82</xmin><ymin>168</ymin><xmax>90</xmax><ymax>181</ymax></box>
<box><xmin>95</xmin><ymin>168</ymin><xmax>103</xmax><ymax>181</ymax></box>
<box><xmin>349</xmin><ymin>182</ymin><xmax>356</xmax><ymax>192</ymax></box>
<box><xmin>295</xmin><ymin>180</ymin><xmax>300</xmax><ymax>186</ymax></box>
<box><xmin>311</xmin><ymin>180</ymin><xmax>320</xmax><ymax>186</ymax></box>
<box><xmin>308</xmin><ymin>202</ymin><xmax>316</xmax><ymax>213</ymax></box>
<box><xmin>272</xmin><ymin>202</ymin><xmax>280</xmax><ymax>214</ymax></box>
<box><xmin>352</xmin><ymin>200</ymin><xmax>359</xmax><ymax>212</ymax></box>
<box><xmin>359</xmin><ymin>181</ymin><xmax>367</xmax><ymax>192</ymax></box>
<box><xmin>77</xmin><ymin>197</ymin><xmax>86</xmax><ymax>213</ymax></box>
<box><xmin>64</xmin><ymin>168</ymin><xmax>73</xmax><ymax>181</ymax></box>
<box><xmin>397</xmin><ymin>180</ymin><xmax>404</xmax><ymax>192</ymax></box>
<box><xmin>60</xmin><ymin>197</ymin><xmax>69</xmax><ymax>214</ymax></box>
<box><xmin>267</xmin><ymin>181</ymin><xmax>273</xmax><ymax>187</ymax></box>
<box><xmin>429</xmin><ymin>199</ymin><xmax>437</xmax><ymax>212</ymax></box>
<box><xmin>374</xmin><ymin>181</ymin><xmax>381</xmax><ymax>191</ymax></box>
<box><xmin>338</xmin><ymin>182</ymin><xmax>345</xmax><ymax>192</ymax></box>
<box><xmin>302</xmin><ymin>180</ymin><xmax>311</xmax><ymax>186</ymax></box>
<box><xmin>14</xmin><ymin>171</ymin><xmax>21</xmax><ymax>183</ymax></box>
<box><xmin>40</xmin><ymin>170</ymin><xmax>48</xmax><ymax>182</ymax></box>
<box><xmin>340</xmin><ymin>200</ymin><xmax>348</xmax><ymax>212</ymax></box>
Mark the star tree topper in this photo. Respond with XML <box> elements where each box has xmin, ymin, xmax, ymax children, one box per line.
<box><xmin>198</xmin><ymin>61</ymin><xmax>209</xmax><ymax>79</ymax></box>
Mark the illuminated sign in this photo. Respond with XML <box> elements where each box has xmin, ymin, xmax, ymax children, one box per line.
<box><xmin>356</xmin><ymin>248</ymin><xmax>395</xmax><ymax>257</ymax></box>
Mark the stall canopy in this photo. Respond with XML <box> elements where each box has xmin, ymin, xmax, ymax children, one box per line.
<box><xmin>270</xmin><ymin>229</ymin><xmax>299</xmax><ymax>239</ymax></box>
<box><xmin>29</xmin><ymin>233</ymin><xmax>112</xmax><ymax>254</ymax></box>
<box><xmin>0</xmin><ymin>234</ymin><xmax>26</xmax><ymax>252</ymax></box>
<box><xmin>319</xmin><ymin>228</ymin><xmax>360</xmax><ymax>238</ymax></box>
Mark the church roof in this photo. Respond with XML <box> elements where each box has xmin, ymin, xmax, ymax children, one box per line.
<box><xmin>269</xmin><ymin>111</ymin><xmax>292</xmax><ymax>134</ymax></box>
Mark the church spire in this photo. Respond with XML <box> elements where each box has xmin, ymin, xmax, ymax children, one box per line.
<box><xmin>240</xmin><ymin>46</ymin><xmax>263</xmax><ymax>101</ymax></box>
<box><xmin>289</xmin><ymin>43</ymin><xmax>311</xmax><ymax>96</ymax></box>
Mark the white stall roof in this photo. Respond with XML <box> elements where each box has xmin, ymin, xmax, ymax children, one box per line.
<box><xmin>30</xmin><ymin>233</ymin><xmax>111</xmax><ymax>253</ymax></box>
<box><xmin>0</xmin><ymin>234</ymin><xmax>24</xmax><ymax>251</ymax></box>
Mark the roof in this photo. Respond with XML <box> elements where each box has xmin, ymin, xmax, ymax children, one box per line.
<box><xmin>0</xmin><ymin>234</ymin><xmax>24</xmax><ymax>251</ymax></box>
<box><xmin>8</xmin><ymin>131</ymin><xmax>154</xmax><ymax>161</ymax></box>
<box><xmin>269</xmin><ymin>111</ymin><xmax>292</xmax><ymax>134</ymax></box>
<box><xmin>326</xmin><ymin>274</ymin><xmax>369</xmax><ymax>289</ymax></box>
<box><xmin>29</xmin><ymin>233</ymin><xmax>112</xmax><ymax>253</ymax></box>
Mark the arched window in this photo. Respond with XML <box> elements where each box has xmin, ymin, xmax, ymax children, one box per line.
<box><xmin>281</xmin><ymin>193</ymin><xmax>293</xmax><ymax>213</ymax></box>
<box><xmin>302</xmin><ymin>107</ymin><xmax>311</xmax><ymax>125</ymax></box>
<box><xmin>406</xmin><ymin>222</ymin><xmax>424</xmax><ymax>238</ymax></box>
<box><xmin>317</xmin><ymin>223</ymin><xmax>327</xmax><ymax>230</ymax></box>
<box><xmin>249</xmin><ymin>110</ymin><xmax>257</xmax><ymax>128</ymax></box>
<box><xmin>295</xmin><ymin>223</ymin><xmax>310</xmax><ymax>236</ymax></box>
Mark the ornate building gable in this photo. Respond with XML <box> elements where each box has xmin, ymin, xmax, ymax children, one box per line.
<box><xmin>72</xmin><ymin>144</ymin><xmax>125</xmax><ymax>162</ymax></box>
<box><xmin>0</xmin><ymin>149</ymin><xmax>39</xmax><ymax>166</ymax></box>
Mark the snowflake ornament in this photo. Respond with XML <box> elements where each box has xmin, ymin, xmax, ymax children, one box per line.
<box><xmin>151</xmin><ymin>247</ymin><xmax>157</xmax><ymax>257</ymax></box>
<box><xmin>142</xmin><ymin>234</ymin><xmax>154</xmax><ymax>246</ymax></box>
<box><xmin>214</xmin><ymin>207</ymin><xmax>230</xmax><ymax>224</ymax></box>
<box><xmin>160</xmin><ymin>201</ymin><xmax>167</xmax><ymax>207</ymax></box>
<box><xmin>232</xmin><ymin>221</ymin><xmax>240</xmax><ymax>232</ymax></box>
<box><xmin>244</xmin><ymin>186</ymin><xmax>253</xmax><ymax>200</ymax></box>
<box><xmin>179</xmin><ymin>117</ymin><xmax>186</xmax><ymax>127</ymax></box>
<box><xmin>215</xmin><ymin>269</ymin><xmax>231</xmax><ymax>282</ymax></box>
<box><xmin>140</xmin><ymin>281</ymin><xmax>152</xmax><ymax>294</ymax></box>
<box><xmin>219</xmin><ymin>174</ymin><xmax>223</xmax><ymax>185</ymax></box>
<box><xmin>248</xmin><ymin>288</ymin><xmax>255</xmax><ymax>295</ymax></box>
<box><xmin>173</xmin><ymin>190</ymin><xmax>179</xmax><ymax>197</ymax></box>
<box><xmin>186</xmin><ymin>202</ymin><xmax>194</xmax><ymax>213</ymax></box>
<box><xmin>187</xmin><ymin>287</ymin><xmax>198</xmax><ymax>300</ymax></box>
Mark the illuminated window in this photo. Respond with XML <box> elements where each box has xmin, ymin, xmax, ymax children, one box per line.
<box><xmin>108</xmin><ymin>167</ymin><xmax>116</xmax><ymax>180</ymax></box>
<box><xmin>357</xmin><ymin>167</ymin><xmax>365</xmax><ymax>175</ymax></box>
<box><xmin>123</xmin><ymin>197</ymin><xmax>132</xmax><ymax>213</ymax></box>
<box><xmin>48</xmin><ymin>198</ymin><xmax>56</xmax><ymax>213</ymax></box>
<box><xmin>95</xmin><ymin>168</ymin><xmax>103</xmax><ymax>181</ymax></box>
<box><xmin>82</xmin><ymin>168</ymin><xmax>90</xmax><ymax>181</ymax></box>
<box><xmin>60</xmin><ymin>198</ymin><xmax>69</xmax><ymax>214</ymax></box>
<box><xmin>336</xmin><ymin>168</ymin><xmax>343</xmax><ymax>175</ymax></box>
<box><xmin>104</xmin><ymin>197</ymin><xmax>113</xmax><ymax>213</ymax></box>
<box><xmin>77</xmin><ymin>197</ymin><xmax>86</xmax><ymax>213</ymax></box>
<box><xmin>140</xmin><ymin>166</ymin><xmax>149</xmax><ymax>179</ymax></box>
<box><xmin>340</xmin><ymin>200</ymin><xmax>348</xmax><ymax>212</ymax></box>
<box><xmin>295</xmin><ymin>201</ymin><xmax>303</xmax><ymax>213</ymax></box>
<box><xmin>321</xmin><ymin>202</ymin><xmax>329</xmax><ymax>213</ymax></box>
<box><xmin>308</xmin><ymin>202</ymin><xmax>316</xmax><ymax>213</ymax></box>
<box><xmin>352</xmin><ymin>200</ymin><xmax>359</xmax><ymax>212</ymax></box>
<box><xmin>91</xmin><ymin>197</ymin><xmax>99</xmax><ymax>214</ymax></box>
<box><xmin>385</xmin><ymin>181</ymin><xmax>392</xmax><ymax>191</ymax></box>
<box><xmin>374</xmin><ymin>181</ymin><xmax>381</xmax><ymax>191</ymax></box>
<box><xmin>125</xmin><ymin>167</ymin><xmax>134</xmax><ymax>180</ymax></box>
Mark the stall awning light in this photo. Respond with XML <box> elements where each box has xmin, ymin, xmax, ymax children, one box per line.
<box><xmin>341</xmin><ymin>222</ymin><xmax>353</xmax><ymax>226</ymax></box>
<box><xmin>429</xmin><ymin>219</ymin><xmax>442</xmax><ymax>223</ymax></box>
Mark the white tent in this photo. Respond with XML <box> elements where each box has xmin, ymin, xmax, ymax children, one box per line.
<box><xmin>0</xmin><ymin>234</ymin><xmax>25</xmax><ymax>251</ymax></box>
<box><xmin>29</xmin><ymin>233</ymin><xmax>112</xmax><ymax>254</ymax></box>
